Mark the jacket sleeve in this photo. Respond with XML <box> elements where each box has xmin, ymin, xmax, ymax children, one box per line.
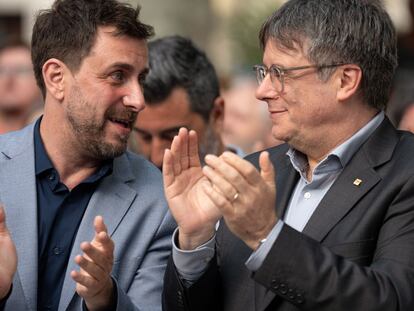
<box><xmin>163</xmin><ymin>254</ymin><xmax>222</xmax><ymax>311</ymax></box>
<box><xmin>253</xmin><ymin>175</ymin><xmax>414</xmax><ymax>311</ymax></box>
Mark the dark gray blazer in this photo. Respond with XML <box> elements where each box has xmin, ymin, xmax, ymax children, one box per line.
<box><xmin>0</xmin><ymin>123</ymin><xmax>176</xmax><ymax>311</ymax></box>
<box><xmin>163</xmin><ymin>117</ymin><xmax>414</xmax><ymax>311</ymax></box>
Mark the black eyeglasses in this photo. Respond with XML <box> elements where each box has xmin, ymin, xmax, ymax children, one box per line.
<box><xmin>253</xmin><ymin>63</ymin><xmax>346</xmax><ymax>93</ymax></box>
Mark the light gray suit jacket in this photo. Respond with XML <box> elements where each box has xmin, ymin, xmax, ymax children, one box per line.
<box><xmin>0</xmin><ymin>123</ymin><xmax>176</xmax><ymax>311</ymax></box>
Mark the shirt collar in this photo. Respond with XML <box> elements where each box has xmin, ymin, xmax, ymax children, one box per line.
<box><xmin>34</xmin><ymin>117</ymin><xmax>54</xmax><ymax>176</ymax></box>
<box><xmin>329</xmin><ymin>111</ymin><xmax>384</xmax><ymax>167</ymax></box>
<box><xmin>287</xmin><ymin>111</ymin><xmax>384</xmax><ymax>174</ymax></box>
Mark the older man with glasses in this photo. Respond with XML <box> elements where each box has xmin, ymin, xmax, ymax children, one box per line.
<box><xmin>161</xmin><ymin>0</ymin><xmax>414</xmax><ymax>310</ymax></box>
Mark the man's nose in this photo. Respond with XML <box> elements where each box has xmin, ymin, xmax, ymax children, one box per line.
<box><xmin>123</xmin><ymin>82</ymin><xmax>145</xmax><ymax>112</ymax></box>
<box><xmin>255</xmin><ymin>74</ymin><xmax>279</xmax><ymax>101</ymax></box>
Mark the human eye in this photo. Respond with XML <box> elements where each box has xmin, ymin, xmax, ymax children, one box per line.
<box><xmin>162</xmin><ymin>132</ymin><xmax>178</xmax><ymax>142</ymax></box>
<box><xmin>138</xmin><ymin>71</ymin><xmax>148</xmax><ymax>87</ymax></box>
<box><xmin>136</xmin><ymin>131</ymin><xmax>152</xmax><ymax>142</ymax></box>
<box><xmin>141</xmin><ymin>134</ymin><xmax>152</xmax><ymax>142</ymax></box>
<box><xmin>110</xmin><ymin>70</ymin><xmax>125</xmax><ymax>83</ymax></box>
<box><xmin>270</xmin><ymin>65</ymin><xmax>282</xmax><ymax>79</ymax></box>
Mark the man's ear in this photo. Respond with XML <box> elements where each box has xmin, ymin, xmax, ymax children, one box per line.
<box><xmin>336</xmin><ymin>64</ymin><xmax>362</xmax><ymax>102</ymax></box>
<box><xmin>209</xmin><ymin>96</ymin><xmax>225</xmax><ymax>134</ymax></box>
<box><xmin>42</xmin><ymin>58</ymin><xmax>68</xmax><ymax>101</ymax></box>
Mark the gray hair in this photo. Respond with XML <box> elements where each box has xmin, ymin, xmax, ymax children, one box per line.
<box><xmin>259</xmin><ymin>0</ymin><xmax>397</xmax><ymax>110</ymax></box>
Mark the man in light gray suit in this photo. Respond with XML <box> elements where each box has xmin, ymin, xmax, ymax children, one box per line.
<box><xmin>0</xmin><ymin>0</ymin><xmax>175</xmax><ymax>310</ymax></box>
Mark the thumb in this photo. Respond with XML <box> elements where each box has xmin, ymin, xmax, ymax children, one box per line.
<box><xmin>94</xmin><ymin>215</ymin><xmax>108</xmax><ymax>234</ymax></box>
<box><xmin>0</xmin><ymin>204</ymin><xmax>9</xmax><ymax>234</ymax></box>
<box><xmin>259</xmin><ymin>151</ymin><xmax>275</xmax><ymax>189</ymax></box>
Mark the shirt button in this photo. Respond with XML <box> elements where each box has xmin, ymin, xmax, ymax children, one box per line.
<box><xmin>53</xmin><ymin>247</ymin><xmax>61</xmax><ymax>255</ymax></box>
<box><xmin>48</xmin><ymin>173</ymin><xmax>55</xmax><ymax>181</ymax></box>
<box><xmin>304</xmin><ymin>192</ymin><xmax>311</xmax><ymax>199</ymax></box>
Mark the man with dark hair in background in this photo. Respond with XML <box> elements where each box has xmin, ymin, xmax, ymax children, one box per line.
<box><xmin>0</xmin><ymin>0</ymin><xmax>174</xmax><ymax>310</ymax></box>
<box><xmin>162</xmin><ymin>0</ymin><xmax>414</xmax><ymax>310</ymax></box>
<box><xmin>0</xmin><ymin>39</ymin><xmax>42</xmax><ymax>134</ymax></box>
<box><xmin>132</xmin><ymin>35</ymin><xmax>225</xmax><ymax>169</ymax></box>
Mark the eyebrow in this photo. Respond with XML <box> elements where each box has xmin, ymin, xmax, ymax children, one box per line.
<box><xmin>106</xmin><ymin>62</ymin><xmax>149</xmax><ymax>75</ymax></box>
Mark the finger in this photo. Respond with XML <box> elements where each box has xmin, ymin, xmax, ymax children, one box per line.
<box><xmin>74</xmin><ymin>254</ymin><xmax>105</xmax><ymax>282</ymax></box>
<box><xmin>259</xmin><ymin>151</ymin><xmax>276</xmax><ymax>188</ymax></box>
<box><xmin>202</xmin><ymin>166</ymin><xmax>238</xmax><ymax>203</ymax></box>
<box><xmin>80</xmin><ymin>241</ymin><xmax>113</xmax><ymax>272</ymax></box>
<box><xmin>178</xmin><ymin>128</ymin><xmax>189</xmax><ymax>169</ymax></box>
<box><xmin>170</xmin><ymin>133</ymin><xmax>182</xmax><ymax>175</ymax></box>
<box><xmin>71</xmin><ymin>269</ymin><xmax>97</xmax><ymax>289</ymax></box>
<box><xmin>188</xmin><ymin>130</ymin><xmax>201</xmax><ymax>167</ymax></box>
<box><xmin>203</xmin><ymin>182</ymin><xmax>233</xmax><ymax>216</ymax></box>
<box><xmin>221</xmin><ymin>151</ymin><xmax>263</xmax><ymax>185</ymax></box>
<box><xmin>0</xmin><ymin>205</ymin><xmax>8</xmax><ymax>234</ymax></box>
<box><xmin>162</xmin><ymin>149</ymin><xmax>175</xmax><ymax>187</ymax></box>
<box><xmin>85</xmin><ymin>235</ymin><xmax>113</xmax><ymax>255</ymax></box>
<box><xmin>94</xmin><ymin>216</ymin><xmax>107</xmax><ymax>234</ymax></box>
<box><xmin>92</xmin><ymin>231</ymin><xmax>114</xmax><ymax>251</ymax></box>
<box><xmin>204</xmin><ymin>154</ymin><xmax>247</xmax><ymax>193</ymax></box>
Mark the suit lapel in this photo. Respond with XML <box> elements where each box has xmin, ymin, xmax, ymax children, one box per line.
<box><xmin>303</xmin><ymin>117</ymin><xmax>398</xmax><ymax>242</ymax></box>
<box><xmin>302</xmin><ymin>155</ymin><xmax>380</xmax><ymax>241</ymax></box>
<box><xmin>58</xmin><ymin>154</ymin><xmax>137</xmax><ymax>311</ymax></box>
<box><xmin>0</xmin><ymin>125</ymin><xmax>38</xmax><ymax>311</ymax></box>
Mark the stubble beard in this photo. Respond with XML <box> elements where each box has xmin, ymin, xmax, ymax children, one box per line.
<box><xmin>66</xmin><ymin>86</ymin><xmax>131</xmax><ymax>161</ymax></box>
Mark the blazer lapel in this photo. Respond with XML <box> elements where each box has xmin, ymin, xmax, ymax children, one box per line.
<box><xmin>0</xmin><ymin>125</ymin><xmax>38</xmax><ymax>311</ymax></box>
<box><xmin>302</xmin><ymin>118</ymin><xmax>398</xmax><ymax>242</ymax></box>
<box><xmin>58</xmin><ymin>154</ymin><xmax>137</xmax><ymax>311</ymax></box>
<box><xmin>302</xmin><ymin>157</ymin><xmax>380</xmax><ymax>242</ymax></box>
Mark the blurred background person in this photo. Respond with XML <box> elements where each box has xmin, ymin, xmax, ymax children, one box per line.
<box><xmin>0</xmin><ymin>39</ymin><xmax>42</xmax><ymax>134</ymax></box>
<box><xmin>399</xmin><ymin>103</ymin><xmax>414</xmax><ymax>132</ymax></box>
<box><xmin>131</xmin><ymin>35</ymin><xmax>225</xmax><ymax>169</ymax></box>
<box><xmin>387</xmin><ymin>0</ymin><xmax>414</xmax><ymax>132</ymax></box>
<box><xmin>222</xmin><ymin>75</ymin><xmax>282</xmax><ymax>156</ymax></box>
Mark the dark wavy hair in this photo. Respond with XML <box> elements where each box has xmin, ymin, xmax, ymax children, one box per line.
<box><xmin>143</xmin><ymin>36</ymin><xmax>220</xmax><ymax>122</ymax></box>
<box><xmin>31</xmin><ymin>0</ymin><xmax>154</xmax><ymax>97</ymax></box>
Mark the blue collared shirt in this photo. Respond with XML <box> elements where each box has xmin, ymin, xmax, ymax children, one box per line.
<box><xmin>34</xmin><ymin>118</ymin><xmax>112</xmax><ymax>311</ymax></box>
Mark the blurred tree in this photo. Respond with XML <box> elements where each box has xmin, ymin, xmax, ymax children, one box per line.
<box><xmin>228</xmin><ymin>2</ymin><xmax>282</xmax><ymax>71</ymax></box>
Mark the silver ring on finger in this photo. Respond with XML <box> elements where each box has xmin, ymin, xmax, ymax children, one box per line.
<box><xmin>231</xmin><ymin>192</ymin><xmax>239</xmax><ymax>202</ymax></box>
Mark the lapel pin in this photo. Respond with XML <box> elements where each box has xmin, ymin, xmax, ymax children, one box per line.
<box><xmin>353</xmin><ymin>178</ymin><xmax>362</xmax><ymax>186</ymax></box>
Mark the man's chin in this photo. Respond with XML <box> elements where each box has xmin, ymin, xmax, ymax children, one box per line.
<box><xmin>86</xmin><ymin>140</ymin><xmax>127</xmax><ymax>161</ymax></box>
